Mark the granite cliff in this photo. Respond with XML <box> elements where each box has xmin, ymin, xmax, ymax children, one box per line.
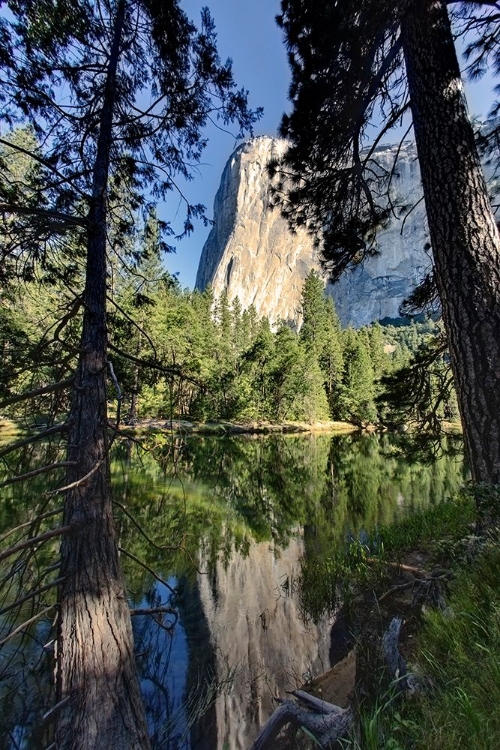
<box><xmin>195</xmin><ymin>136</ymin><xmax>432</xmax><ymax>327</ymax></box>
<box><xmin>195</xmin><ymin>137</ymin><xmax>319</xmax><ymax>325</ymax></box>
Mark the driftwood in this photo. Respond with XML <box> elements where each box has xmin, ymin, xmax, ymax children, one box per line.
<box><xmin>382</xmin><ymin>617</ymin><xmax>420</xmax><ymax>693</ymax></box>
<box><xmin>251</xmin><ymin>618</ymin><xmax>419</xmax><ymax>749</ymax></box>
<box><xmin>249</xmin><ymin>690</ymin><xmax>353</xmax><ymax>750</ymax></box>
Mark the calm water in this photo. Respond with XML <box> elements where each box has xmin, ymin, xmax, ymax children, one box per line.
<box><xmin>0</xmin><ymin>432</ymin><xmax>466</xmax><ymax>749</ymax></box>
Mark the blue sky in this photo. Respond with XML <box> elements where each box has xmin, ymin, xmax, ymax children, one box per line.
<box><xmin>163</xmin><ymin>1</ymin><xmax>497</xmax><ymax>289</ymax></box>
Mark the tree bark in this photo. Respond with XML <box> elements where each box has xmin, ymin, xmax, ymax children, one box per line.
<box><xmin>402</xmin><ymin>0</ymin><xmax>500</xmax><ymax>483</ymax></box>
<box><xmin>55</xmin><ymin>1</ymin><xmax>150</xmax><ymax>747</ymax></box>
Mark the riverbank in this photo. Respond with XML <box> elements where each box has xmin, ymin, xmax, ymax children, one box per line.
<box><xmin>119</xmin><ymin>418</ymin><xmax>359</xmax><ymax>436</ymax></box>
<box><xmin>290</xmin><ymin>487</ymin><xmax>500</xmax><ymax>749</ymax></box>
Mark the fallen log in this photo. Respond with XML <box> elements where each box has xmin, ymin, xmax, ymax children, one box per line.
<box><xmin>249</xmin><ymin>691</ymin><xmax>353</xmax><ymax>750</ymax></box>
<box><xmin>251</xmin><ymin>617</ymin><xmax>420</xmax><ymax>749</ymax></box>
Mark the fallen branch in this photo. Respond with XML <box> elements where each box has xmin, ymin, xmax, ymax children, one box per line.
<box><xmin>250</xmin><ymin>695</ymin><xmax>353</xmax><ymax>750</ymax></box>
<box><xmin>291</xmin><ymin>689</ymin><xmax>345</xmax><ymax>715</ymax></box>
<box><xmin>378</xmin><ymin>580</ymin><xmax>414</xmax><ymax>602</ymax></box>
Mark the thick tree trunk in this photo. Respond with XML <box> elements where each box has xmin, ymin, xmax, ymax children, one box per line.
<box><xmin>55</xmin><ymin>1</ymin><xmax>150</xmax><ymax>747</ymax></box>
<box><xmin>402</xmin><ymin>0</ymin><xmax>500</xmax><ymax>483</ymax></box>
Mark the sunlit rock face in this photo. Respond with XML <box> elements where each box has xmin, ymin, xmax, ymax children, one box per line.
<box><xmin>195</xmin><ymin>136</ymin><xmax>432</xmax><ymax>327</ymax></box>
<box><xmin>195</xmin><ymin>136</ymin><xmax>322</xmax><ymax>326</ymax></box>
<box><xmin>197</xmin><ymin>536</ymin><xmax>333</xmax><ymax>749</ymax></box>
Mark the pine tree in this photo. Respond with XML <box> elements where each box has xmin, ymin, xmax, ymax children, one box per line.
<box><xmin>299</xmin><ymin>270</ymin><xmax>344</xmax><ymax>417</ymax></box>
<box><xmin>273</xmin><ymin>0</ymin><xmax>500</xmax><ymax>484</ymax></box>
<box><xmin>0</xmin><ymin>3</ymin><xmax>260</xmax><ymax>745</ymax></box>
<box><xmin>341</xmin><ymin>328</ymin><xmax>377</xmax><ymax>425</ymax></box>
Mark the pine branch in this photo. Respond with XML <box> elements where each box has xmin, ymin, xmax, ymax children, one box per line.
<box><xmin>0</xmin><ymin>378</ymin><xmax>74</xmax><ymax>410</ymax></box>
<box><xmin>0</xmin><ymin>203</ymin><xmax>87</xmax><ymax>228</ymax></box>
<box><xmin>0</xmin><ymin>423</ymin><xmax>69</xmax><ymax>460</ymax></box>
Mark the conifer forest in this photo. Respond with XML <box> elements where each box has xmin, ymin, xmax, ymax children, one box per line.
<box><xmin>0</xmin><ymin>1</ymin><xmax>500</xmax><ymax>749</ymax></box>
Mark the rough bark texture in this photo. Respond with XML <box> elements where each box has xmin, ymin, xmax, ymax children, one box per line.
<box><xmin>402</xmin><ymin>0</ymin><xmax>500</xmax><ymax>483</ymax></box>
<box><xmin>55</xmin><ymin>2</ymin><xmax>150</xmax><ymax>747</ymax></box>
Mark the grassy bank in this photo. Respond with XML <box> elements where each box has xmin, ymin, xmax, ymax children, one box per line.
<box><xmin>330</xmin><ymin>487</ymin><xmax>500</xmax><ymax>750</ymax></box>
<box><xmin>123</xmin><ymin>418</ymin><xmax>358</xmax><ymax>435</ymax></box>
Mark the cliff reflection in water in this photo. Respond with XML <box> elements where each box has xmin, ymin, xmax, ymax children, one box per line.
<box><xmin>115</xmin><ymin>431</ymin><xmax>466</xmax><ymax>749</ymax></box>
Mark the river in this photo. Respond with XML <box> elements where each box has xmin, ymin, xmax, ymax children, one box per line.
<box><xmin>0</xmin><ymin>431</ymin><xmax>466</xmax><ymax>748</ymax></box>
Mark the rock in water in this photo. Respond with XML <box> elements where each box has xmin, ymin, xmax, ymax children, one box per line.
<box><xmin>195</xmin><ymin>136</ymin><xmax>431</xmax><ymax>327</ymax></box>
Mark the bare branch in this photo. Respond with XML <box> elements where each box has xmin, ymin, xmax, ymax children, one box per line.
<box><xmin>44</xmin><ymin>459</ymin><xmax>104</xmax><ymax>496</ymax></box>
<box><xmin>0</xmin><ymin>462</ymin><xmax>76</xmax><ymax>489</ymax></box>
<box><xmin>0</xmin><ymin>508</ymin><xmax>63</xmax><ymax>545</ymax></box>
<box><xmin>118</xmin><ymin>547</ymin><xmax>176</xmax><ymax>594</ymax></box>
<box><xmin>108</xmin><ymin>342</ymin><xmax>201</xmax><ymax>388</ymax></box>
<box><xmin>0</xmin><ymin>378</ymin><xmax>74</xmax><ymax>410</ymax></box>
<box><xmin>130</xmin><ymin>606</ymin><xmax>177</xmax><ymax>618</ymax></box>
<box><xmin>0</xmin><ymin>525</ymin><xmax>72</xmax><ymax>565</ymax></box>
<box><xmin>42</xmin><ymin>696</ymin><xmax>71</xmax><ymax>724</ymax></box>
<box><xmin>106</xmin><ymin>295</ymin><xmax>158</xmax><ymax>359</ymax></box>
<box><xmin>0</xmin><ymin>576</ymin><xmax>65</xmax><ymax>617</ymax></box>
<box><xmin>0</xmin><ymin>423</ymin><xmax>69</xmax><ymax>460</ymax></box>
<box><xmin>114</xmin><ymin>499</ymin><xmax>203</xmax><ymax>573</ymax></box>
<box><xmin>0</xmin><ymin>605</ymin><xmax>55</xmax><ymax>648</ymax></box>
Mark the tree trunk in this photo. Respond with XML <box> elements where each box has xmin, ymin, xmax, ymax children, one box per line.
<box><xmin>402</xmin><ymin>0</ymin><xmax>500</xmax><ymax>483</ymax></box>
<box><xmin>55</xmin><ymin>1</ymin><xmax>150</xmax><ymax>747</ymax></box>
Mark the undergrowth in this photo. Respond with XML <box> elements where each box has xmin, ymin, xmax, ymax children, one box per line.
<box><xmin>337</xmin><ymin>485</ymin><xmax>500</xmax><ymax>749</ymax></box>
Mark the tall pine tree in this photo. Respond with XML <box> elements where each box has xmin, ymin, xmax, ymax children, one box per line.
<box><xmin>0</xmin><ymin>3</ymin><xmax>260</xmax><ymax>746</ymax></box>
<box><xmin>273</xmin><ymin>0</ymin><xmax>500</xmax><ymax>484</ymax></box>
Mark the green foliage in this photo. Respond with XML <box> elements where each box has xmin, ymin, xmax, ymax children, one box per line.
<box><xmin>340</xmin><ymin>328</ymin><xmax>377</xmax><ymax>424</ymax></box>
<box><xmin>298</xmin><ymin>484</ymin><xmax>476</xmax><ymax>621</ymax></box>
<box><xmin>380</xmin><ymin>326</ymin><xmax>459</xmax><ymax>432</ymax></box>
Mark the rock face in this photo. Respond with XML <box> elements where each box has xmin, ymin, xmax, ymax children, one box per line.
<box><xmin>331</xmin><ymin>141</ymin><xmax>430</xmax><ymax>326</ymax></box>
<box><xmin>195</xmin><ymin>136</ymin><xmax>322</xmax><ymax>325</ymax></box>
<box><xmin>195</xmin><ymin>135</ymin><xmax>432</xmax><ymax>327</ymax></box>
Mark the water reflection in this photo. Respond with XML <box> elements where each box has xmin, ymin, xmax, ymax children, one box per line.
<box><xmin>0</xmin><ymin>432</ymin><xmax>466</xmax><ymax>748</ymax></box>
<box><xmin>117</xmin><ymin>432</ymin><xmax>465</xmax><ymax>748</ymax></box>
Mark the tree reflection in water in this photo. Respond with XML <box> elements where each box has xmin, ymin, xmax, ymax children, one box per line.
<box><xmin>0</xmin><ymin>432</ymin><xmax>466</xmax><ymax>748</ymax></box>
